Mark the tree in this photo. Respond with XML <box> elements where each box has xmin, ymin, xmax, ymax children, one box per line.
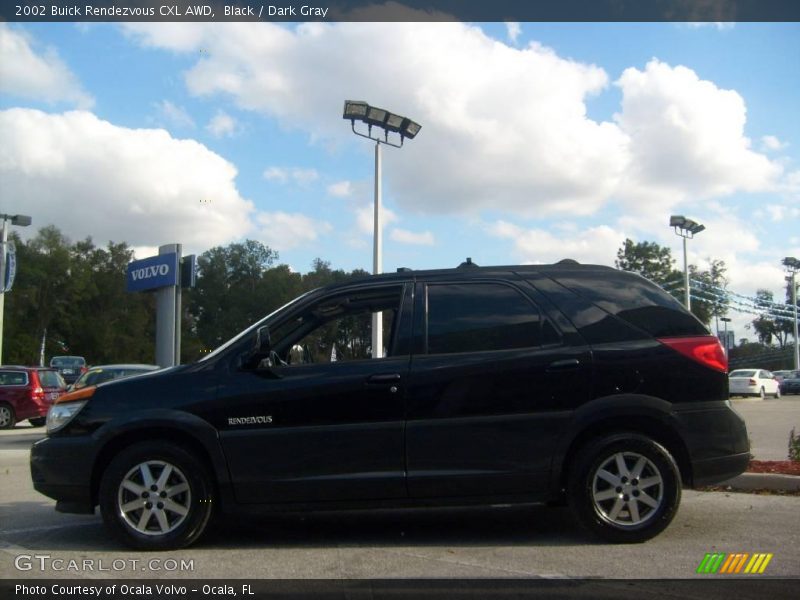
<box><xmin>615</xmin><ymin>239</ymin><xmax>677</xmax><ymax>285</ymax></box>
<box><xmin>688</xmin><ymin>259</ymin><xmax>729</xmax><ymax>329</ymax></box>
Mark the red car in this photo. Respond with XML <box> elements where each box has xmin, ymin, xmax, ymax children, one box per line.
<box><xmin>0</xmin><ymin>367</ymin><xmax>67</xmax><ymax>428</ymax></box>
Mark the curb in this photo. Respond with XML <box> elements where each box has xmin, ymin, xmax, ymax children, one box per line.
<box><xmin>717</xmin><ymin>472</ymin><xmax>800</xmax><ymax>492</ymax></box>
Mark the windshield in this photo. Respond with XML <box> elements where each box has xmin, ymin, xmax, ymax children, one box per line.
<box><xmin>198</xmin><ymin>290</ymin><xmax>317</xmax><ymax>363</ymax></box>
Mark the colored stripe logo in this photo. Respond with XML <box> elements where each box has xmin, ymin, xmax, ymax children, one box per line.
<box><xmin>696</xmin><ymin>553</ymin><xmax>773</xmax><ymax>574</ymax></box>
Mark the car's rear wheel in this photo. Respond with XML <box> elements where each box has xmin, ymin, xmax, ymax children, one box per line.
<box><xmin>759</xmin><ymin>387</ymin><xmax>766</xmax><ymax>400</ymax></box>
<box><xmin>567</xmin><ymin>433</ymin><xmax>681</xmax><ymax>543</ymax></box>
<box><xmin>99</xmin><ymin>441</ymin><xmax>214</xmax><ymax>550</ymax></box>
<box><xmin>0</xmin><ymin>403</ymin><xmax>15</xmax><ymax>429</ymax></box>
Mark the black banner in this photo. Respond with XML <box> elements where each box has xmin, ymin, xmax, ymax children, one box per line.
<box><xmin>3</xmin><ymin>579</ymin><xmax>800</xmax><ymax>600</ymax></box>
<box><xmin>3</xmin><ymin>0</ymin><xmax>800</xmax><ymax>23</ymax></box>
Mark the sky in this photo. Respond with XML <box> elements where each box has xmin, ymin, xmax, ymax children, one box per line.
<box><xmin>1</xmin><ymin>17</ymin><xmax>799</xmax><ymax>342</ymax></box>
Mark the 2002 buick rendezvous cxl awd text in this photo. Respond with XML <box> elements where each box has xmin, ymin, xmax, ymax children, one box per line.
<box><xmin>31</xmin><ymin>262</ymin><xmax>749</xmax><ymax>550</ymax></box>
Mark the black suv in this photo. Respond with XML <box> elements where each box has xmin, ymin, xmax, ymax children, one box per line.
<box><xmin>31</xmin><ymin>262</ymin><xmax>748</xmax><ymax>549</ymax></box>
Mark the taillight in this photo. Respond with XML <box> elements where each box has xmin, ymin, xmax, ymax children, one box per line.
<box><xmin>31</xmin><ymin>386</ymin><xmax>45</xmax><ymax>402</ymax></box>
<box><xmin>657</xmin><ymin>336</ymin><xmax>728</xmax><ymax>373</ymax></box>
<box><xmin>749</xmin><ymin>378</ymin><xmax>757</xmax><ymax>386</ymax></box>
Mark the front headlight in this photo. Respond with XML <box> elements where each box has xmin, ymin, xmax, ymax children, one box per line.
<box><xmin>46</xmin><ymin>401</ymin><xmax>88</xmax><ymax>433</ymax></box>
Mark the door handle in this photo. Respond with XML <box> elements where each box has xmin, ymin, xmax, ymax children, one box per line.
<box><xmin>366</xmin><ymin>373</ymin><xmax>402</xmax><ymax>384</ymax></box>
<box><xmin>546</xmin><ymin>359</ymin><xmax>580</xmax><ymax>372</ymax></box>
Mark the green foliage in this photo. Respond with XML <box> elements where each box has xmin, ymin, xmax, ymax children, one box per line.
<box><xmin>789</xmin><ymin>428</ymin><xmax>800</xmax><ymax>462</ymax></box>
<box><xmin>615</xmin><ymin>239</ymin><xmax>676</xmax><ymax>285</ymax></box>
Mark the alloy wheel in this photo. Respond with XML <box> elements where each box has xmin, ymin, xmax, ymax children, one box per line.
<box><xmin>591</xmin><ymin>451</ymin><xmax>664</xmax><ymax>527</ymax></box>
<box><xmin>117</xmin><ymin>460</ymin><xmax>191</xmax><ymax>536</ymax></box>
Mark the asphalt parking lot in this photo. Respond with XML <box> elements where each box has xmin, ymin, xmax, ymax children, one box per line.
<box><xmin>1</xmin><ymin>397</ymin><xmax>798</xmax><ymax>589</ymax></box>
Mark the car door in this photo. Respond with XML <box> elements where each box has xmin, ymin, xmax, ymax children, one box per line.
<box><xmin>217</xmin><ymin>282</ymin><xmax>413</xmax><ymax>504</ymax></box>
<box><xmin>404</xmin><ymin>278</ymin><xmax>592</xmax><ymax>499</ymax></box>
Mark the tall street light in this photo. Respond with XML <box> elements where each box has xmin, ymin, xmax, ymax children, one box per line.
<box><xmin>670</xmin><ymin>215</ymin><xmax>705</xmax><ymax>311</ymax></box>
<box><xmin>784</xmin><ymin>257</ymin><xmax>800</xmax><ymax>370</ymax></box>
<box><xmin>343</xmin><ymin>100</ymin><xmax>421</xmax><ymax>358</ymax></box>
<box><xmin>720</xmin><ymin>316</ymin><xmax>731</xmax><ymax>356</ymax></box>
<box><xmin>1</xmin><ymin>213</ymin><xmax>33</xmax><ymax>364</ymax></box>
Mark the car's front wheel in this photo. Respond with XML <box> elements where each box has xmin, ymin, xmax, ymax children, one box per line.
<box><xmin>567</xmin><ymin>433</ymin><xmax>681</xmax><ymax>543</ymax></box>
<box><xmin>99</xmin><ymin>441</ymin><xmax>214</xmax><ymax>550</ymax></box>
<box><xmin>28</xmin><ymin>417</ymin><xmax>46</xmax><ymax>427</ymax></box>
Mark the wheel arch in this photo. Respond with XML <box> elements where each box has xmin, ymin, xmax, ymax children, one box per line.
<box><xmin>89</xmin><ymin>411</ymin><xmax>231</xmax><ymax>508</ymax></box>
<box><xmin>552</xmin><ymin>395</ymin><xmax>694</xmax><ymax>495</ymax></box>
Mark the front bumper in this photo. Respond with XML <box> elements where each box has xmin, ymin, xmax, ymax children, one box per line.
<box><xmin>30</xmin><ymin>435</ymin><xmax>97</xmax><ymax>514</ymax></box>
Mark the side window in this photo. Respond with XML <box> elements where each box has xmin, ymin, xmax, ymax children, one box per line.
<box><xmin>426</xmin><ymin>282</ymin><xmax>557</xmax><ymax>355</ymax></box>
<box><xmin>275</xmin><ymin>285</ymin><xmax>405</xmax><ymax>365</ymax></box>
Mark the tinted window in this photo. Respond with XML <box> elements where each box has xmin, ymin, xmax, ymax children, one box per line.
<box><xmin>0</xmin><ymin>371</ymin><xmax>28</xmax><ymax>386</ymax></box>
<box><xmin>554</xmin><ymin>273</ymin><xmax>708</xmax><ymax>338</ymax></box>
<box><xmin>50</xmin><ymin>357</ymin><xmax>85</xmax><ymax>367</ymax></box>
<box><xmin>730</xmin><ymin>370</ymin><xmax>755</xmax><ymax>377</ymax></box>
<box><xmin>426</xmin><ymin>283</ymin><xmax>553</xmax><ymax>354</ymax></box>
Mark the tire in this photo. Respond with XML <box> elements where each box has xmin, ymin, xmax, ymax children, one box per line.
<box><xmin>0</xmin><ymin>404</ymin><xmax>16</xmax><ymax>429</ymax></box>
<box><xmin>759</xmin><ymin>387</ymin><xmax>765</xmax><ymax>400</ymax></box>
<box><xmin>774</xmin><ymin>387</ymin><xmax>781</xmax><ymax>399</ymax></box>
<box><xmin>99</xmin><ymin>441</ymin><xmax>215</xmax><ymax>550</ymax></box>
<box><xmin>567</xmin><ymin>433</ymin><xmax>681</xmax><ymax>543</ymax></box>
<box><xmin>28</xmin><ymin>417</ymin><xmax>46</xmax><ymax>427</ymax></box>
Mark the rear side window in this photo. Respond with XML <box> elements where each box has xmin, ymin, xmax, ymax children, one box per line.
<box><xmin>730</xmin><ymin>370</ymin><xmax>755</xmax><ymax>377</ymax></box>
<box><xmin>426</xmin><ymin>282</ymin><xmax>559</xmax><ymax>354</ymax></box>
<box><xmin>0</xmin><ymin>371</ymin><xmax>28</xmax><ymax>386</ymax></box>
<box><xmin>553</xmin><ymin>273</ymin><xmax>708</xmax><ymax>338</ymax></box>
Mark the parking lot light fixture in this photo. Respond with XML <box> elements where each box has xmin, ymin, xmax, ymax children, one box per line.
<box><xmin>670</xmin><ymin>215</ymin><xmax>705</xmax><ymax>311</ymax></box>
<box><xmin>343</xmin><ymin>100</ymin><xmax>421</xmax><ymax>358</ymax></box>
<box><xmin>784</xmin><ymin>257</ymin><xmax>800</xmax><ymax>370</ymax></box>
<box><xmin>1</xmin><ymin>213</ymin><xmax>33</xmax><ymax>364</ymax></box>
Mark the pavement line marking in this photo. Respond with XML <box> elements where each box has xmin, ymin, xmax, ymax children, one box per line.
<box><xmin>0</xmin><ymin>521</ymin><xmax>99</xmax><ymax>535</ymax></box>
<box><xmin>374</xmin><ymin>547</ymin><xmax>569</xmax><ymax>579</ymax></box>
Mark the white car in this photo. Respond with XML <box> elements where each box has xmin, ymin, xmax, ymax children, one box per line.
<box><xmin>728</xmin><ymin>369</ymin><xmax>780</xmax><ymax>399</ymax></box>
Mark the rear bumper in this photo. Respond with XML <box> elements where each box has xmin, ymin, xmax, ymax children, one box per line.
<box><xmin>672</xmin><ymin>401</ymin><xmax>750</xmax><ymax>487</ymax></box>
<box><xmin>30</xmin><ymin>435</ymin><xmax>97</xmax><ymax>514</ymax></box>
<box><xmin>692</xmin><ymin>451</ymin><xmax>751</xmax><ymax>486</ymax></box>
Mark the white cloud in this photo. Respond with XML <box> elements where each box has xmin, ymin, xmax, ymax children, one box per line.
<box><xmin>206</xmin><ymin>110</ymin><xmax>238</xmax><ymax>137</ymax></box>
<box><xmin>614</xmin><ymin>60</ymin><xmax>782</xmax><ymax>209</ymax></box>
<box><xmin>327</xmin><ymin>180</ymin><xmax>353</xmax><ymax>198</ymax></box>
<box><xmin>263</xmin><ymin>166</ymin><xmax>319</xmax><ymax>185</ymax></box>
<box><xmin>489</xmin><ymin>221</ymin><xmax>626</xmax><ymax>266</ymax></box>
<box><xmin>0</xmin><ymin>108</ymin><xmax>254</xmax><ymax>253</ymax></box>
<box><xmin>760</xmin><ymin>135</ymin><xmax>788</xmax><ymax>152</ymax></box>
<box><xmin>390</xmin><ymin>228</ymin><xmax>435</xmax><ymax>246</ymax></box>
<box><xmin>255</xmin><ymin>211</ymin><xmax>331</xmax><ymax>250</ymax></box>
<box><xmin>121</xmin><ymin>24</ymin><xmax>783</xmax><ymax>221</ymax></box>
<box><xmin>356</xmin><ymin>204</ymin><xmax>398</xmax><ymax>235</ymax></box>
<box><xmin>505</xmin><ymin>22</ymin><xmax>521</xmax><ymax>44</ymax></box>
<box><xmin>0</xmin><ymin>24</ymin><xmax>93</xmax><ymax>108</ymax></box>
<box><xmin>154</xmin><ymin>100</ymin><xmax>195</xmax><ymax>129</ymax></box>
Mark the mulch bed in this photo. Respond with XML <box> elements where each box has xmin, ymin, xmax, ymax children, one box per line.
<box><xmin>747</xmin><ymin>460</ymin><xmax>800</xmax><ymax>476</ymax></box>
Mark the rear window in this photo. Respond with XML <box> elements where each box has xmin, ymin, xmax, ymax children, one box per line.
<box><xmin>0</xmin><ymin>371</ymin><xmax>28</xmax><ymax>386</ymax></box>
<box><xmin>730</xmin><ymin>370</ymin><xmax>756</xmax><ymax>377</ymax></box>
<box><xmin>37</xmin><ymin>370</ymin><xmax>63</xmax><ymax>387</ymax></box>
<box><xmin>552</xmin><ymin>272</ymin><xmax>708</xmax><ymax>338</ymax></box>
<box><xmin>50</xmin><ymin>357</ymin><xmax>86</xmax><ymax>367</ymax></box>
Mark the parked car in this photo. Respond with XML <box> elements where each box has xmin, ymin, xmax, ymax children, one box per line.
<box><xmin>773</xmin><ymin>370</ymin><xmax>793</xmax><ymax>384</ymax></box>
<box><xmin>31</xmin><ymin>262</ymin><xmax>748</xmax><ymax>550</ymax></box>
<box><xmin>49</xmin><ymin>356</ymin><xmax>88</xmax><ymax>385</ymax></box>
<box><xmin>779</xmin><ymin>371</ymin><xmax>800</xmax><ymax>395</ymax></box>
<box><xmin>0</xmin><ymin>367</ymin><xmax>66</xmax><ymax>428</ymax></box>
<box><xmin>728</xmin><ymin>369</ymin><xmax>781</xmax><ymax>399</ymax></box>
<box><xmin>69</xmin><ymin>364</ymin><xmax>161</xmax><ymax>390</ymax></box>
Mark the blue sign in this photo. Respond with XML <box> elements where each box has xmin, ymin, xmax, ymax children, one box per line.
<box><xmin>127</xmin><ymin>253</ymin><xmax>179</xmax><ymax>292</ymax></box>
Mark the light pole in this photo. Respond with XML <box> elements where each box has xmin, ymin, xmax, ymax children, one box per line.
<box><xmin>784</xmin><ymin>257</ymin><xmax>800</xmax><ymax>370</ymax></box>
<box><xmin>0</xmin><ymin>213</ymin><xmax>33</xmax><ymax>364</ymax></box>
<box><xmin>669</xmin><ymin>215</ymin><xmax>705</xmax><ymax>310</ymax></box>
<box><xmin>343</xmin><ymin>100</ymin><xmax>421</xmax><ymax>358</ymax></box>
<box><xmin>720</xmin><ymin>316</ymin><xmax>731</xmax><ymax>356</ymax></box>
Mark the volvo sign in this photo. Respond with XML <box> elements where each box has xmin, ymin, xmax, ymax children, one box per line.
<box><xmin>126</xmin><ymin>253</ymin><xmax>178</xmax><ymax>292</ymax></box>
